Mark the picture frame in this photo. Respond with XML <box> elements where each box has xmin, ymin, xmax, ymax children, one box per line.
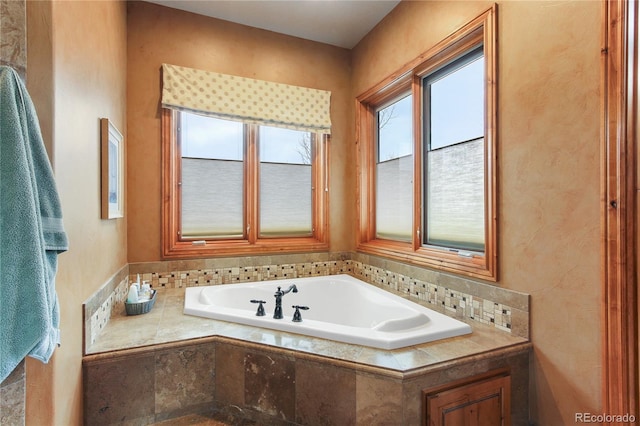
<box><xmin>100</xmin><ymin>118</ymin><xmax>124</xmax><ymax>219</ymax></box>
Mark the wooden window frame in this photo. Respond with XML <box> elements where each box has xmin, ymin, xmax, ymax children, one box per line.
<box><xmin>162</xmin><ymin>109</ymin><xmax>329</xmax><ymax>259</ymax></box>
<box><xmin>356</xmin><ymin>6</ymin><xmax>498</xmax><ymax>281</ymax></box>
<box><xmin>601</xmin><ymin>0</ymin><xmax>638</xmax><ymax>419</ymax></box>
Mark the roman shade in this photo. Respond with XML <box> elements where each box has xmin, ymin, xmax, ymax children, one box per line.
<box><xmin>162</xmin><ymin>63</ymin><xmax>332</xmax><ymax>134</ymax></box>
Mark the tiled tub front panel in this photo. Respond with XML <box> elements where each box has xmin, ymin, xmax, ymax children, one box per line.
<box><xmin>83</xmin><ymin>337</ymin><xmax>530</xmax><ymax>425</ymax></box>
<box><xmin>86</xmin><ymin>253</ymin><xmax>529</xmax><ymax>352</ymax></box>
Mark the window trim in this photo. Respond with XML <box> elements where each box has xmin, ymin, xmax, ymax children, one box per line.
<box><xmin>162</xmin><ymin>109</ymin><xmax>329</xmax><ymax>258</ymax></box>
<box><xmin>355</xmin><ymin>6</ymin><xmax>497</xmax><ymax>281</ymax></box>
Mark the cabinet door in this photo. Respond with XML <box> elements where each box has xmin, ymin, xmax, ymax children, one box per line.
<box><xmin>424</xmin><ymin>373</ymin><xmax>511</xmax><ymax>426</ymax></box>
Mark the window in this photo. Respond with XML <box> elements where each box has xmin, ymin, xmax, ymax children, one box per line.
<box><xmin>424</xmin><ymin>47</ymin><xmax>485</xmax><ymax>252</ymax></box>
<box><xmin>356</xmin><ymin>7</ymin><xmax>497</xmax><ymax>280</ymax></box>
<box><xmin>181</xmin><ymin>114</ymin><xmax>244</xmax><ymax>239</ymax></box>
<box><xmin>376</xmin><ymin>94</ymin><xmax>413</xmax><ymax>241</ymax></box>
<box><xmin>258</xmin><ymin>126</ymin><xmax>313</xmax><ymax>237</ymax></box>
<box><xmin>163</xmin><ymin>110</ymin><xmax>328</xmax><ymax>258</ymax></box>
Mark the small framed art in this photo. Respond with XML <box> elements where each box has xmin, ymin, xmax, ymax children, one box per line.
<box><xmin>100</xmin><ymin>118</ymin><xmax>124</xmax><ymax>219</ymax></box>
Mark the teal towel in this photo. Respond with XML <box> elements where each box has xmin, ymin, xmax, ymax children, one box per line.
<box><xmin>0</xmin><ymin>66</ymin><xmax>68</xmax><ymax>382</ymax></box>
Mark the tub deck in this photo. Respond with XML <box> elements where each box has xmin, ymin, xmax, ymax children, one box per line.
<box><xmin>87</xmin><ymin>287</ymin><xmax>527</xmax><ymax>374</ymax></box>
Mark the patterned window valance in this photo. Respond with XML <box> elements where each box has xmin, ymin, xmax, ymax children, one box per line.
<box><xmin>161</xmin><ymin>63</ymin><xmax>332</xmax><ymax>134</ymax></box>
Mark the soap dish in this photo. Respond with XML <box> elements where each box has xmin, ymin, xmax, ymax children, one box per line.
<box><xmin>125</xmin><ymin>290</ymin><xmax>157</xmax><ymax>316</ymax></box>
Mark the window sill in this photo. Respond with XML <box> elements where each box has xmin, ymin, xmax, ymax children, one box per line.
<box><xmin>163</xmin><ymin>237</ymin><xmax>329</xmax><ymax>259</ymax></box>
<box><xmin>357</xmin><ymin>240</ymin><xmax>497</xmax><ymax>282</ymax></box>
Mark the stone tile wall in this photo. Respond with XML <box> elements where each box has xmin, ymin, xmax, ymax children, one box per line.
<box><xmin>83</xmin><ymin>337</ymin><xmax>530</xmax><ymax>425</ymax></box>
<box><xmin>0</xmin><ymin>0</ymin><xmax>26</xmax><ymax>78</ymax></box>
<box><xmin>0</xmin><ymin>1</ymin><xmax>26</xmax><ymax>424</ymax></box>
<box><xmin>0</xmin><ymin>361</ymin><xmax>25</xmax><ymax>425</ymax></box>
<box><xmin>83</xmin><ymin>340</ymin><xmax>217</xmax><ymax>424</ymax></box>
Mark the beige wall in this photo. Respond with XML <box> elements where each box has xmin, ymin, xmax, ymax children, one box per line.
<box><xmin>499</xmin><ymin>2</ymin><xmax>601</xmax><ymax>422</ymax></box>
<box><xmin>353</xmin><ymin>1</ymin><xmax>602</xmax><ymax>424</ymax></box>
<box><xmin>26</xmin><ymin>1</ymin><xmax>128</xmax><ymax>424</ymax></box>
<box><xmin>126</xmin><ymin>1</ymin><xmax>353</xmax><ymax>262</ymax></box>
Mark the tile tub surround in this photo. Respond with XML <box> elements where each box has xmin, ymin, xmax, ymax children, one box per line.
<box><xmin>83</xmin><ymin>264</ymin><xmax>130</xmax><ymax>354</ymax></box>
<box><xmin>125</xmin><ymin>253</ymin><xmax>528</xmax><ymax>334</ymax></box>
<box><xmin>87</xmin><ymin>288</ymin><xmax>528</xmax><ymax>365</ymax></box>
<box><xmin>85</xmin><ymin>253</ymin><xmax>529</xmax><ymax>353</ymax></box>
<box><xmin>84</xmin><ymin>288</ymin><xmax>531</xmax><ymax>425</ymax></box>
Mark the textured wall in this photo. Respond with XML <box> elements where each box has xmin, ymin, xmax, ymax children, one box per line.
<box><xmin>24</xmin><ymin>1</ymin><xmax>128</xmax><ymax>424</ymax></box>
<box><xmin>126</xmin><ymin>1</ymin><xmax>353</xmax><ymax>262</ymax></box>
<box><xmin>351</xmin><ymin>1</ymin><xmax>602</xmax><ymax>424</ymax></box>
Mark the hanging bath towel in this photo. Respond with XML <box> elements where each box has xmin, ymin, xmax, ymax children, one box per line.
<box><xmin>0</xmin><ymin>66</ymin><xmax>68</xmax><ymax>383</ymax></box>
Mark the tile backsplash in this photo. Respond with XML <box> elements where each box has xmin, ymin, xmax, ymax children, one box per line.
<box><xmin>83</xmin><ymin>266</ymin><xmax>130</xmax><ymax>353</ymax></box>
<box><xmin>85</xmin><ymin>252</ymin><xmax>529</xmax><ymax>353</ymax></box>
<box><xmin>132</xmin><ymin>260</ymin><xmax>345</xmax><ymax>288</ymax></box>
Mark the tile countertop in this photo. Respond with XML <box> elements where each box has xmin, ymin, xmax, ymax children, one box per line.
<box><xmin>86</xmin><ymin>287</ymin><xmax>530</xmax><ymax>374</ymax></box>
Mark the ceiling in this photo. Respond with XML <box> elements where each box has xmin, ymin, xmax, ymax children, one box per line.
<box><xmin>144</xmin><ymin>0</ymin><xmax>401</xmax><ymax>49</ymax></box>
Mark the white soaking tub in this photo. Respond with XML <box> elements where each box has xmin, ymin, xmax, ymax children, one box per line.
<box><xmin>183</xmin><ymin>274</ymin><xmax>471</xmax><ymax>350</ymax></box>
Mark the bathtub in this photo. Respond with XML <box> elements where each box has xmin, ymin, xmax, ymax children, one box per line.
<box><xmin>183</xmin><ymin>274</ymin><xmax>471</xmax><ymax>350</ymax></box>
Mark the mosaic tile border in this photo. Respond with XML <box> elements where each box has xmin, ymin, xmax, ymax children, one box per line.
<box><xmin>87</xmin><ymin>253</ymin><xmax>529</xmax><ymax>349</ymax></box>
<box><xmin>349</xmin><ymin>261</ymin><xmax>514</xmax><ymax>332</ymax></box>
<box><xmin>88</xmin><ymin>277</ymin><xmax>129</xmax><ymax>348</ymax></box>
<box><xmin>83</xmin><ymin>265</ymin><xmax>129</xmax><ymax>354</ymax></box>
<box><xmin>131</xmin><ymin>260</ymin><xmax>346</xmax><ymax>288</ymax></box>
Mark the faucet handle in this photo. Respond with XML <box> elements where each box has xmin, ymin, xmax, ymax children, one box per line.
<box><xmin>291</xmin><ymin>305</ymin><xmax>309</xmax><ymax>322</ymax></box>
<box><xmin>250</xmin><ymin>299</ymin><xmax>266</xmax><ymax>316</ymax></box>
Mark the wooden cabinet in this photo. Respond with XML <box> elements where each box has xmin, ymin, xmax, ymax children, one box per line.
<box><xmin>423</xmin><ymin>369</ymin><xmax>511</xmax><ymax>426</ymax></box>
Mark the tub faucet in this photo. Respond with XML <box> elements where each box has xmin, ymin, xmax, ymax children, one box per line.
<box><xmin>273</xmin><ymin>285</ymin><xmax>298</xmax><ymax>319</ymax></box>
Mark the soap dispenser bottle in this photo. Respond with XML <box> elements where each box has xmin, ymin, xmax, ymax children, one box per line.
<box><xmin>127</xmin><ymin>284</ymin><xmax>139</xmax><ymax>303</ymax></box>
